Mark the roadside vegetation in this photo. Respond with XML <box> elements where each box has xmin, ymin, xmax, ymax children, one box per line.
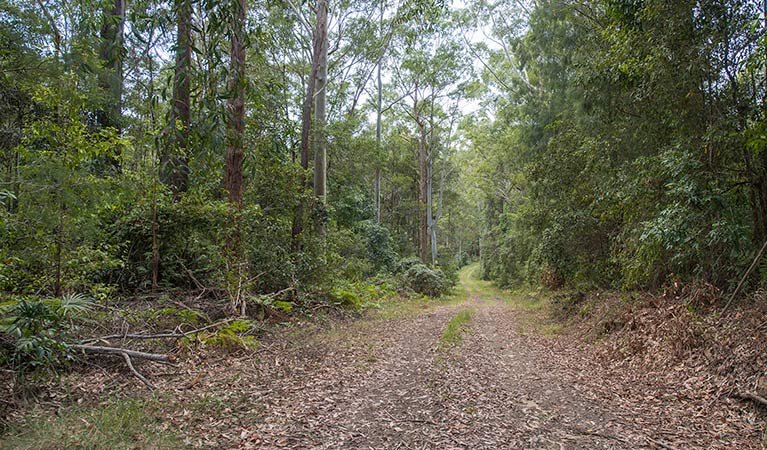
<box><xmin>2</xmin><ymin>0</ymin><xmax>767</xmax><ymax>447</ymax></box>
<box><xmin>3</xmin><ymin>398</ymin><xmax>179</xmax><ymax>450</ymax></box>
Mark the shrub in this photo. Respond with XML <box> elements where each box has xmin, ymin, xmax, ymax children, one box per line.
<box><xmin>403</xmin><ymin>264</ymin><xmax>451</xmax><ymax>297</ymax></box>
<box><xmin>0</xmin><ymin>293</ymin><xmax>93</xmax><ymax>383</ymax></box>
<box><xmin>327</xmin><ymin>279</ymin><xmax>396</xmax><ymax>309</ymax></box>
<box><xmin>357</xmin><ymin>221</ymin><xmax>396</xmax><ymax>273</ymax></box>
<box><xmin>394</xmin><ymin>256</ymin><xmax>423</xmax><ymax>274</ymax></box>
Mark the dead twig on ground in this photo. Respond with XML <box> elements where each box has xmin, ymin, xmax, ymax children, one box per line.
<box><xmin>573</xmin><ymin>428</ymin><xmax>630</xmax><ymax>445</ymax></box>
<box><xmin>121</xmin><ymin>352</ymin><xmax>155</xmax><ymax>390</ymax></box>
<box><xmin>383</xmin><ymin>412</ymin><xmax>439</xmax><ymax>426</ymax></box>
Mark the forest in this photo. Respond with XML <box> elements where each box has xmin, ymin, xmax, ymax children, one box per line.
<box><xmin>1</xmin><ymin>0</ymin><xmax>767</xmax><ymax>448</ymax></box>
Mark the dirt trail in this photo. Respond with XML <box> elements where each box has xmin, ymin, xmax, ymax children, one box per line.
<box><xmin>236</xmin><ymin>266</ymin><xmax>656</xmax><ymax>449</ymax></box>
<box><xmin>164</xmin><ymin>264</ymin><xmax>764</xmax><ymax>449</ymax></box>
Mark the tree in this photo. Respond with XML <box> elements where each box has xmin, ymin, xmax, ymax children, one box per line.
<box><xmin>98</xmin><ymin>0</ymin><xmax>126</xmax><ymax>132</ymax></box>
<box><xmin>291</xmin><ymin>0</ymin><xmax>326</xmax><ymax>249</ymax></box>
<box><xmin>163</xmin><ymin>0</ymin><xmax>193</xmax><ymax>199</ymax></box>
<box><xmin>374</xmin><ymin>0</ymin><xmax>386</xmax><ymax>223</ymax></box>
<box><xmin>313</xmin><ymin>0</ymin><xmax>329</xmax><ymax>235</ymax></box>
<box><xmin>224</xmin><ymin>0</ymin><xmax>246</xmax><ymax>206</ymax></box>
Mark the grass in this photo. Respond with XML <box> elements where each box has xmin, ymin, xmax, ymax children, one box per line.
<box><xmin>371</xmin><ymin>281</ymin><xmax>469</xmax><ymax>322</ymax></box>
<box><xmin>505</xmin><ymin>290</ymin><xmax>548</xmax><ymax>311</ymax></box>
<box><xmin>371</xmin><ymin>295</ymin><xmax>434</xmax><ymax>321</ymax></box>
<box><xmin>1</xmin><ymin>398</ymin><xmax>180</xmax><ymax>450</ymax></box>
<box><xmin>460</xmin><ymin>263</ymin><xmax>559</xmax><ymax>335</ymax></box>
<box><xmin>439</xmin><ymin>308</ymin><xmax>474</xmax><ymax>349</ymax></box>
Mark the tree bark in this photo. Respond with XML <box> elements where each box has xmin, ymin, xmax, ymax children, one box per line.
<box><xmin>291</xmin><ymin>1</ymin><xmax>325</xmax><ymax>250</ymax></box>
<box><xmin>163</xmin><ymin>0</ymin><xmax>192</xmax><ymax>199</ymax></box>
<box><xmin>313</xmin><ymin>0</ymin><xmax>329</xmax><ymax>235</ymax></box>
<box><xmin>414</xmin><ymin>83</ymin><xmax>428</xmax><ymax>264</ymax></box>
<box><xmin>374</xmin><ymin>1</ymin><xmax>384</xmax><ymax>224</ymax></box>
<box><xmin>224</xmin><ymin>0</ymin><xmax>246</xmax><ymax>207</ymax></box>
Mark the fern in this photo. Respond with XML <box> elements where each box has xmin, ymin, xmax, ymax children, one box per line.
<box><xmin>49</xmin><ymin>293</ymin><xmax>94</xmax><ymax>319</ymax></box>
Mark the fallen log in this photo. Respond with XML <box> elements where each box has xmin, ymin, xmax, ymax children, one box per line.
<box><xmin>70</xmin><ymin>344</ymin><xmax>173</xmax><ymax>390</ymax></box>
<box><xmin>71</xmin><ymin>344</ymin><xmax>174</xmax><ymax>363</ymax></box>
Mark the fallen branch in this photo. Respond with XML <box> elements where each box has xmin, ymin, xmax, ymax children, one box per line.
<box><xmin>122</xmin><ymin>352</ymin><xmax>155</xmax><ymax>390</ymax></box>
<box><xmin>71</xmin><ymin>344</ymin><xmax>173</xmax><ymax>363</ymax></box>
<box><xmin>70</xmin><ymin>344</ymin><xmax>167</xmax><ymax>390</ymax></box>
<box><xmin>735</xmin><ymin>392</ymin><xmax>767</xmax><ymax>407</ymax></box>
<box><xmin>256</xmin><ymin>286</ymin><xmax>295</xmax><ymax>302</ymax></box>
<box><xmin>180</xmin><ymin>261</ymin><xmax>205</xmax><ymax>291</ymax></box>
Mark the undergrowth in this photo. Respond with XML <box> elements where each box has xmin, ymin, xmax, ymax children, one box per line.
<box><xmin>1</xmin><ymin>398</ymin><xmax>179</xmax><ymax>449</ymax></box>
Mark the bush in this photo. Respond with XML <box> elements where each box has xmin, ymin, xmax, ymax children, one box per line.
<box><xmin>0</xmin><ymin>293</ymin><xmax>93</xmax><ymax>383</ymax></box>
<box><xmin>326</xmin><ymin>279</ymin><xmax>397</xmax><ymax>309</ymax></box>
<box><xmin>403</xmin><ymin>264</ymin><xmax>451</xmax><ymax>297</ymax></box>
<box><xmin>394</xmin><ymin>256</ymin><xmax>423</xmax><ymax>274</ymax></box>
<box><xmin>357</xmin><ymin>221</ymin><xmax>396</xmax><ymax>273</ymax></box>
<box><xmin>109</xmin><ymin>198</ymin><xmax>232</xmax><ymax>290</ymax></box>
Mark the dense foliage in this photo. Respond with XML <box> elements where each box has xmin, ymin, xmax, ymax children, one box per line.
<box><xmin>0</xmin><ymin>0</ymin><xmax>473</xmax><ymax>309</ymax></box>
<box><xmin>468</xmin><ymin>0</ymin><xmax>767</xmax><ymax>292</ymax></box>
<box><xmin>0</xmin><ymin>0</ymin><xmax>482</xmax><ymax>381</ymax></box>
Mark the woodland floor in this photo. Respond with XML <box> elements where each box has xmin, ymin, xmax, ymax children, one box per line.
<box><xmin>3</xmin><ymin>265</ymin><xmax>766</xmax><ymax>449</ymax></box>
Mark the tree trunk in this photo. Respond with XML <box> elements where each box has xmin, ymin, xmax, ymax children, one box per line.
<box><xmin>163</xmin><ymin>0</ymin><xmax>192</xmax><ymax>199</ymax></box>
<box><xmin>291</xmin><ymin>1</ymin><xmax>325</xmax><ymax>250</ymax></box>
<box><xmin>98</xmin><ymin>0</ymin><xmax>125</xmax><ymax>170</ymax></box>
<box><xmin>224</xmin><ymin>0</ymin><xmax>246</xmax><ymax>207</ymax></box>
<box><xmin>54</xmin><ymin>195</ymin><xmax>64</xmax><ymax>297</ymax></box>
<box><xmin>224</xmin><ymin>0</ymin><xmax>247</xmax><ymax>315</ymax></box>
<box><xmin>374</xmin><ymin>2</ymin><xmax>384</xmax><ymax>224</ymax></box>
<box><xmin>313</xmin><ymin>0</ymin><xmax>329</xmax><ymax>235</ymax></box>
<box><xmin>427</xmin><ymin>155</ymin><xmax>436</xmax><ymax>264</ymax></box>
<box><xmin>146</xmin><ymin>26</ymin><xmax>161</xmax><ymax>291</ymax></box>
<box><xmin>478</xmin><ymin>232</ymin><xmax>483</xmax><ymax>275</ymax></box>
<box><xmin>430</xmin><ymin>110</ymin><xmax>456</xmax><ymax>266</ymax></box>
<box><xmin>415</xmin><ymin>84</ymin><xmax>428</xmax><ymax>264</ymax></box>
<box><xmin>427</xmin><ymin>91</ymin><xmax>439</xmax><ymax>266</ymax></box>
<box><xmin>4</xmin><ymin>105</ymin><xmax>21</xmax><ymax>213</ymax></box>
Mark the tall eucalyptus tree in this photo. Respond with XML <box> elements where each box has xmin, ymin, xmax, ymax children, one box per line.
<box><xmin>163</xmin><ymin>0</ymin><xmax>193</xmax><ymax>198</ymax></box>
